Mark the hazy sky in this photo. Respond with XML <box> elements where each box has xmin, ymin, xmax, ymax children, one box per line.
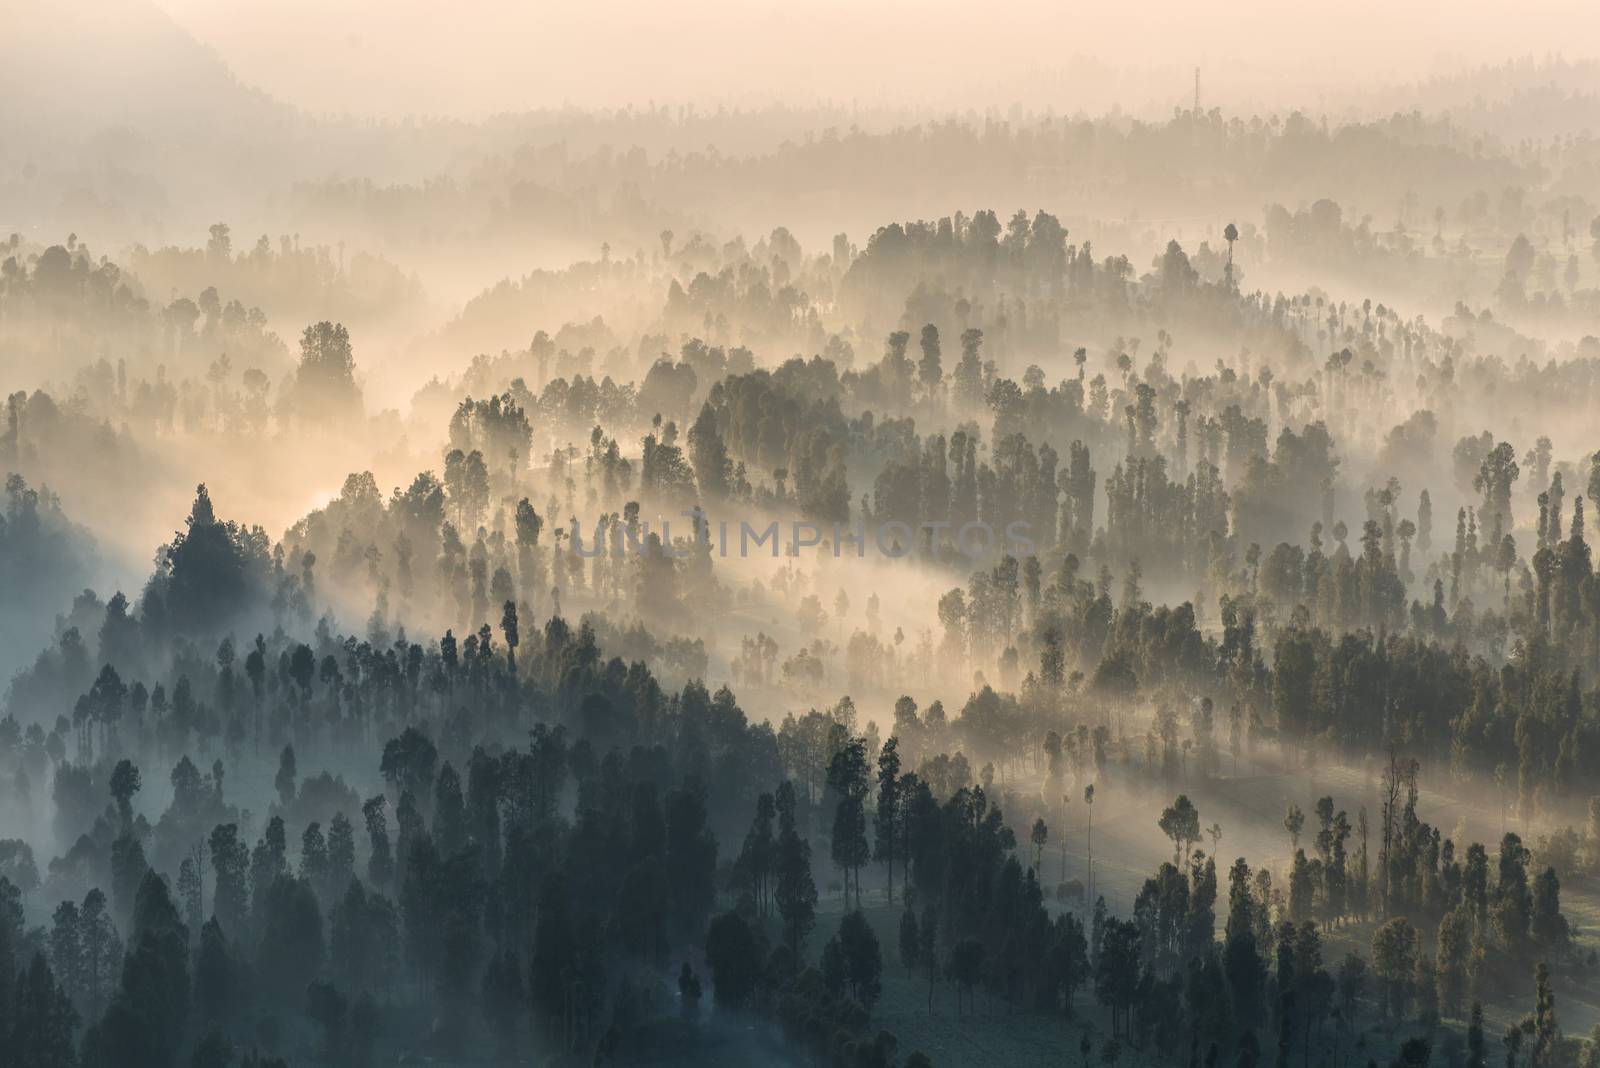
<box><xmin>151</xmin><ymin>0</ymin><xmax>1600</xmax><ymax>119</ymax></box>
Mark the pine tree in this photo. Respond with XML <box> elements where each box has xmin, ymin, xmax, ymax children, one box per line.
<box><xmin>917</xmin><ymin>324</ymin><xmax>942</xmax><ymax>393</ymax></box>
<box><xmin>47</xmin><ymin>900</ymin><xmax>83</xmax><ymax>1013</ymax></box>
<box><xmin>735</xmin><ymin>792</ymin><xmax>775</xmax><ymax>917</ymax></box>
<box><xmin>1224</xmin><ymin>858</ymin><xmax>1265</xmax><ymax>1024</ymax></box>
<box><xmin>827</xmin><ymin>738</ymin><xmax>870</xmax><ymax>907</ymax></box>
<box><xmin>361</xmin><ymin>796</ymin><xmax>394</xmax><ymax>890</ymax></box>
<box><xmin>9</xmin><ymin>954</ymin><xmax>77</xmax><ymax>1068</ymax></box>
<box><xmin>84</xmin><ymin>870</ymin><xmax>191</xmax><ymax>1068</ymax></box>
<box><xmin>774</xmin><ymin>781</ymin><xmax>817</xmax><ymax>953</ymax></box>
<box><xmin>301</xmin><ymin>821</ymin><xmax>331</xmax><ymax>901</ymax></box>
<box><xmin>873</xmin><ymin>737</ymin><xmax>902</xmax><ymax>903</ymax></box>
<box><xmin>688</xmin><ymin>401</ymin><xmax>732</xmax><ymax>498</ymax></box>
<box><xmin>1532</xmin><ymin>962</ymin><xmax>1560</xmax><ymax>1068</ymax></box>
<box><xmin>195</xmin><ymin>916</ymin><xmax>235</xmax><ymax>1023</ymax></box>
<box><xmin>327</xmin><ymin>812</ymin><xmax>357</xmax><ymax>898</ymax></box>
<box><xmin>274</xmin><ymin>744</ymin><xmax>297</xmax><ymax>806</ymax></box>
<box><xmin>664</xmin><ymin>778</ymin><xmax>718</xmax><ymax>942</ymax></box>
<box><xmin>1531</xmin><ymin>867</ymin><xmax>1569</xmax><ymax>951</ymax></box>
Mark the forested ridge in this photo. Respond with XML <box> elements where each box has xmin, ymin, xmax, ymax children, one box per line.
<box><xmin>6</xmin><ymin>9</ymin><xmax>1600</xmax><ymax>1068</ymax></box>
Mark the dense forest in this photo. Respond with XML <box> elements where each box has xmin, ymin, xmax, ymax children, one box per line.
<box><xmin>4</xmin><ymin>4</ymin><xmax>1600</xmax><ymax>1068</ymax></box>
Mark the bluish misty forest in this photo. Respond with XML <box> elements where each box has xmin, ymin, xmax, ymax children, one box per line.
<box><xmin>3</xmin><ymin>3</ymin><xmax>1600</xmax><ymax>1067</ymax></box>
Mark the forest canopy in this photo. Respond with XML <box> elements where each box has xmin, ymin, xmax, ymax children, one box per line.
<box><xmin>3</xmin><ymin>5</ymin><xmax>1600</xmax><ymax>1068</ymax></box>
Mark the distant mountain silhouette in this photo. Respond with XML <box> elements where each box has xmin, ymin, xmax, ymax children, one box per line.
<box><xmin>1</xmin><ymin>0</ymin><xmax>290</xmax><ymax>144</ymax></box>
<box><xmin>0</xmin><ymin>0</ymin><xmax>302</xmax><ymax>238</ymax></box>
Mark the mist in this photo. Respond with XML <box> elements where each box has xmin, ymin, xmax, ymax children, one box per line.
<box><xmin>2</xmin><ymin>1</ymin><xmax>1600</xmax><ymax>1066</ymax></box>
<box><xmin>148</xmin><ymin>0</ymin><xmax>1595</xmax><ymax>119</ymax></box>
